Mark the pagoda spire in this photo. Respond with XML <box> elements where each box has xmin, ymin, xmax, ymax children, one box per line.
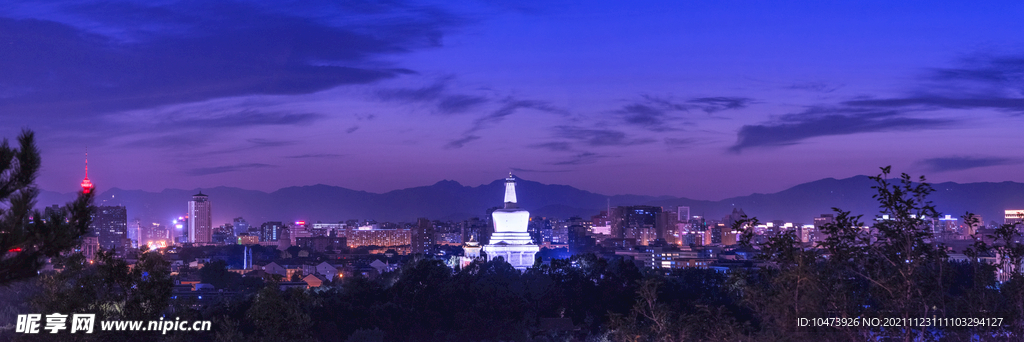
<box><xmin>503</xmin><ymin>173</ymin><xmax>517</xmax><ymax>206</ymax></box>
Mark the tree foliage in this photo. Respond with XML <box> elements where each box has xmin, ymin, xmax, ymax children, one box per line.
<box><xmin>0</xmin><ymin>130</ymin><xmax>94</xmax><ymax>285</ymax></box>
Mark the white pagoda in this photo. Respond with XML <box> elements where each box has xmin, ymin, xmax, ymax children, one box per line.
<box><xmin>483</xmin><ymin>173</ymin><xmax>540</xmax><ymax>270</ymax></box>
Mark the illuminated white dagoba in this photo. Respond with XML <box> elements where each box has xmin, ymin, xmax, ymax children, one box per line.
<box><xmin>483</xmin><ymin>173</ymin><xmax>540</xmax><ymax>270</ymax></box>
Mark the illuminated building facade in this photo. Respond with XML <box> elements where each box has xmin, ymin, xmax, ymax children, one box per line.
<box><xmin>233</xmin><ymin>217</ymin><xmax>250</xmax><ymax>235</ymax></box>
<box><xmin>345</xmin><ymin>228</ymin><xmax>411</xmax><ymax>248</ymax></box>
<box><xmin>91</xmin><ymin>206</ymin><xmax>127</xmax><ymax>251</ymax></box>
<box><xmin>187</xmin><ymin>192</ymin><xmax>212</xmax><ymax>244</ymax></box>
<box><xmin>483</xmin><ymin>174</ymin><xmax>539</xmax><ymax>270</ymax></box>
<box><xmin>260</xmin><ymin>221</ymin><xmax>283</xmax><ymax>242</ymax></box>
<box><xmin>1006</xmin><ymin>210</ymin><xmax>1024</xmax><ymax>226</ymax></box>
<box><xmin>237</xmin><ymin>235</ymin><xmax>260</xmax><ymax>245</ymax></box>
<box><xmin>611</xmin><ymin>205</ymin><xmax>662</xmax><ymax>244</ymax></box>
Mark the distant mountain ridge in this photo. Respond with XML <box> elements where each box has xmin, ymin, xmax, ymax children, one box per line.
<box><xmin>36</xmin><ymin>176</ymin><xmax>1024</xmax><ymax>227</ymax></box>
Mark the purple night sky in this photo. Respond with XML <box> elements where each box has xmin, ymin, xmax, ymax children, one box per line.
<box><xmin>2</xmin><ymin>1</ymin><xmax>1023</xmax><ymax>200</ymax></box>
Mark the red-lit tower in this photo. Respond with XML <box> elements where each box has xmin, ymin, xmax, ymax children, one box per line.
<box><xmin>81</xmin><ymin>151</ymin><xmax>94</xmax><ymax>194</ymax></box>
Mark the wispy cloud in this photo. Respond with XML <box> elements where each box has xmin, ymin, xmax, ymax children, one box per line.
<box><xmin>128</xmin><ymin>132</ymin><xmax>213</xmax><ymax>149</ymax></box>
<box><xmin>207</xmin><ymin>111</ymin><xmax>318</xmax><ymax>127</ymax></box>
<box><xmin>845</xmin><ymin>97</ymin><xmax>1024</xmax><ymax>114</ymax></box>
<box><xmin>530</xmin><ymin>141</ymin><xmax>573</xmax><ymax>151</ymax></box>
<box><xmin>376</xmin><ymin>79</ymin><xmax>489</xmax><ymax>114</ymax></box>
<box><xmin>787</xmin><ymin>82</ymin><xmax>842</xmax><ymax>93</ymax></box>
<box><xmin>664</xmin><ymin>138</ymin><xmax>697</xmax><ymax>147</ymax></box>
<box><xmin>376</xmin><ymin>83</ymin><xmax>447</xmax><ymax>102</ymax></box>
<box><xmin>618</xmin><ymin>103</ymin><xmax>675</xmax><ymax>131</ymax></box>
<box><xmin>201</xmin><ymin>138</ymin><xmax>297</xmax><ymax>155</ymax></box>
<box><xmin>0</xmin><ymin>0</ymin><xmax>463</xmax><ymax>120</ymax></box>
<box><xmin>444</xmin><ymin>97</ymin><xmax>564</xmax><ymax>149</ymax></box>
<box><xmin>468</xmin><ymin>98</ymin><xmax>563</xmax><ymax>133</ymax></box>
<box><xmin>556</xmin><ymin>126</ymin><xmax>655</xmax><ymax>147</ymax></box>
<box><xmin>285</xmin><ymin>153</ymin><xmax>344</xmax><ymax>159</ymax></box>
<box><xmin>511</xmin><ymin>167</ymin><xmax>573</xmax><ymax>173</ymax></box>
<box><xmin>187</xmin><ymin>163</ymin><xmax>275</xmax><ymax>176</ymax></box>
<box><xmin>915</xmin><ymin>156</ymin><xmax>1019</xmax><ymax>172</ymax></box>
<box><xmin>437</xmin><ymin>94</ymin><xmax>488</xmax><ymax>114</ymax></box>
<box><xmin>615</xmin><ymin>95</ymin><xmax>753</xmax><ymax>131</ymax></box>
<box><xmin>842</xmin><ymin>54</ymin><xmax>1024</xmax><ymax>114</ymax></box>
<box><xmin>551</xmin><ymin>152</ymin><xmax>608</xmax><ymax>166</ymax></box>
<box><xmin>686</xmin><ymin>97</ymin><xmax>753</xmax><ymax>113</ymax></box>
<box><xmin>444</xmin><ymin>135</ymin><xmax>480</xmax><ymax>149</ymax></box>
<box><xmin>730</xmin><ymin>108</ymin><xmax>952</xmax><ymax>153</ymax></box>
<box><xmin>729</xmin><ymin>53</ymin><xmax>1024</xmax><ymax>152</ymax></box>
<box><xmin>247</xmin><ymin>139</ymin><xmax>294</xmax><ymax>147</ymax></box>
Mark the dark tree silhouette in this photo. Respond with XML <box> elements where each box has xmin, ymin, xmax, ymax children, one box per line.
<box><xmin>0</xmin><ymin>130</ymin><xmax>94</xmax><ymax>285</ymax></box>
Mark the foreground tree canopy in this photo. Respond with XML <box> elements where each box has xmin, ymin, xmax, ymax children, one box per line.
<box><xmin>0</xmin><ymin>130</ymin><xmax>93</xmax><ymax>285</ymax></box>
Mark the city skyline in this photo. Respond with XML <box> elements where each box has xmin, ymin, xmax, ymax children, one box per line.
<box><xmin>6</xmin><ymin>3</ymin><xmax>1024</xmax><ymax>339</ymax></box>
<box><xmin>3</xmin><ymin>1</ymin><xmax>1024</xmax><ymax>200</ymax></box>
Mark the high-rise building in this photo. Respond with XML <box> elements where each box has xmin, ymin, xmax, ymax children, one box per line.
<box><xmin>812</xmin><ymin>214</ymin><xmax>834</xmax><ymax>240</ymax></box>
<box><xmin>482</xmin><ymin>174</ymin><xmax>539</xmax><ymax>270</ymax></box>
<box><xmin>611</xmin><ymin>205</ymin><xmax>662</xmax><ymax>245</ymax></box>
<box><xmin>677</xmin><ymin>206</ymin><xmax>691</xmax><ymax>223</ymax></box>
<box><xmin>43</xmin><ymin>205</ymin><xmax>61</xmax><ymax>221</ymax></box>
<box><xmin>412</xmin><ymin>218</ymin><xmax>436</xmax><ymax>254</ymax></box>
<box><xmin>590</xmin><ymin>210</ymin><xmax>612</xmax><ymax>235</ymax></box>
<box><xmin>260</xmin><ymin>221</ymin><xmax>284</xmax><ymax>242</ymax></box>
<box><xmin>143</xmin><ymin>222</ymin><xmax>169</xmax><ymax>248</ymax></box>
<box><xmin>127</xmin><ymin>219</ymin><xmax>141</xmax><ymax>248</ymax></box>
<box><xmin>233</xmin><ymin>217</ymin><xmax>250</xmax><ymax>236</ymax></box>
<box><xmin>722</xmin><ymin>208</ymin><xmax>746</xmax><ymax>229</ymax></box>
<box><xmin>187</xmin><ymin>192</ymin><xmax>212</xmax><ymax>244</ymax></box>
<box><xmin>279</xmin><ymin>226</ymin><xmax>293</xmax><ymax>249</ymax></box>
<box><xmin>813</xmin><ymin>214</ymin><xmax>834</xmax><ymax>228</ymax></box>
<box><xmin>550</xmin><ymin>220</ymin><xmax>570</xmax><ymax>244</ymax></box>
<box><xmin>657</xmin><ymin>210</ymin><xmax>678</xmax><ymax>244</ymax></box>
<box><xmin>90</xmin><ymin>206</ymin><xmax>127</xmax><ymax>251</ymax></box>
<box><xmin>1005</xmin><ymin>210</ymin><xmax>1024</xmax><ymax>226</ymax></box>
<box><xmin>173</xmin><ymin>216</ymin><xmax>187</xmax><ymax>244</ymax></box>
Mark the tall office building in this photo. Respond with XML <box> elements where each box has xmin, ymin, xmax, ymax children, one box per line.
<box><xmin>611</xmin><ymin>205</ymin><xmax>662</xmax><ymax>244</ymax></box>
<box><xmin>127</xmin><ymin>219</ymin><xmax>141</xmax><ymax>248</ymax></box>
<box><xmin>233</xmin><ymin>217</ymin><xmax>250</xmax><ymax>236</ymax></box>
<box><xmin>260</xmin><ymin>221</ymin><xmax>284</xmax><ymax>242</ymax></box>
<box><xmin>1006</xmin><ymin>210</ymin><xmax>1024</xmax><ymax>226</ymax></box>
<box><xmin>483</xmin><ymin>174</ymin><xmax>539</xmax><ymax>270</ymax></box>
<box><xmin>677</xmin><ymin>206</ymin><xmax>690</xmax><ymax>223</ymax></box>
<box><xmin>657</xmin><ymin>210</ymin><xmax>678</xmax><ymax>244</ymax></box>
<box><xmin>187</xmin><ymin>192</ymin><xmax>212</xmax><ymax>244</ymax></box>
<box><xmin>722</xmin><ymin>208</ymin><xmax>746</xmax><ymax>229</ymax></box>
<box><xmin>412</xmin><ymin>218</ymin><xmax>436</xmax><ymax>254</ymax></box>
<box><xmin>811</xmin><ymin>214</ymin><xmax>835</xmax><ymax>243</ymax></box>
<box><xmin>91</xmin><ymin>206</ymin><xmax>127</xmax><ymax>251</ymax></box>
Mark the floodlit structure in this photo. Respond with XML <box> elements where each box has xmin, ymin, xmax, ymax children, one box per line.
<box><xmin>80</xmin><ymin>150</ymin><xmax>94</xmax><ymax>194</ymax></box>
<box><xmin>188</xmin><ymin>192</ymin><xmax>212</xmax><ymax>244</ymax></box>
<box><xmin>1006</xmin><ymin>210</ymin><xmax>1024</xmax><ymax>226</ymax></box>
<box><xmin>483</xmin><ymin>174</ymin><xmax>540</xmax><ymax>270</ymax></box>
